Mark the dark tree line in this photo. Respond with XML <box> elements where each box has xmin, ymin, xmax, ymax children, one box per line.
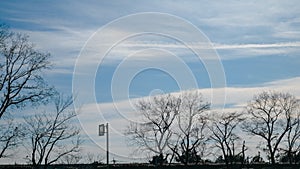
<box><xmin>126</xmin><ymin>91</ymin><xmax>300</xmax><ymax>168</ymax></box>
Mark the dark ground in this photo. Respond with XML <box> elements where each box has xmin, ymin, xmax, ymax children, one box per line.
<box><xmin>0</xmin><ymin>163</ymin><xmax>300</xmax><ymax>169</ymax></box>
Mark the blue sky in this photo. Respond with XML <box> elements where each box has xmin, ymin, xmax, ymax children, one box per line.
<box><xmin>1</xmin><ymin>0</ymin><xmax>300</xmax><ymax>163</ymax></box>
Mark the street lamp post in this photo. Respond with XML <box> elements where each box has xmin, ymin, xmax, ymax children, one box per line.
<box><xmin>106</xmin><ymin>123</ymin><xmax>109</xmax><ymax>166</ymax></box>
<box><xmin>99</xmin><ymin>123</ymin><xmax>109</xmax><ymax>167</ymax></box>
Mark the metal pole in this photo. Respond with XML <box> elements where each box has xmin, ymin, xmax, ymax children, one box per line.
<box><xmin>106</xmin><ymin>123</ymin><xmax>109</xmax><ymax>167</ymax></box>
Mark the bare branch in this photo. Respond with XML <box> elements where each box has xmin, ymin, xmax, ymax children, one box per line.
<box><xmin>209</xmin><ymin>111</ymin><xmax>245</xmax><ymax>167</ymax></box>
<box><xmin>242</xmin><ymin>91</ymin><xmax>299</xmax><ymax>165</ymax></box>
<box><xmin>0</xmin><ymin>26</ymin><xmax>53</xmax><ymax>119</ymax></box>
<box><xmin>0</xmin><ymin>116</ymin><xmax>23</xmax><ymax>158</ymax></box>
<box><xmin>24</xmin><ymin>93</ymin><xmax>81</xmax><ymax>168</ymax></box>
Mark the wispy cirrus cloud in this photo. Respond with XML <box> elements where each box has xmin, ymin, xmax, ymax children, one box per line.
<box><xmin>98</xmin><ymin>40</ymin><xmax>300</xmax><ymax>63</ymax></box>
<box><xmin>213</xmin><ymin>41</ymin><xmax>300</xmax><ymax>49</ymax></box>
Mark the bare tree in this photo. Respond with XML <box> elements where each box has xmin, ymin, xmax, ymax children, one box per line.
<box><xmin>280</xmin><ymin>95</ymin><xmax>300</xmax><ymax>164</ymax></box>
<box><xmin>125</xmin><ymin>94</ymin><xmax>180</xmax><ymax>165</ymax></box>
<box><xmin>168</xmin><ymin>91</ymin><xmax>210</xmax><ymax>165</ymax></box>
<box><xmin>126</xmin><ymin>91</ymin><xmax>210</xmax><ymax>165</ymax></box>
<box><xmin>0</xmin><ymin>24</ymin><xmax>53</xmax><ymax>159</ymax></box>
<box><xmin>0</xmin><ymin>116</ymin><xmax>22</xmax><ymax>158</ymax></box>
<box><xmin>242</xmin><ymin>91</ymin><xmax>298</xmax><ymax>165</ymax></box>
<box><xmin>24</xmin><ymin>94</ymin><xmax>81</xmax><ymax>169</ymax></box>
<box><xmin>209</xmin><ymin>112</ymin><xmax>244</xmax><ymax>168</ymax></box>
<box><xmin>0</xmin><ymin>24</ymin><xmax>53</xmax><ymax>119</ymax></box>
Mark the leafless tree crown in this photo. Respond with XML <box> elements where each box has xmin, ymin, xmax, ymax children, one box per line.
<box><xmin>0</xmin><ymin>24</ymin><xmax>53</xmax><ymax>119</ymax></box>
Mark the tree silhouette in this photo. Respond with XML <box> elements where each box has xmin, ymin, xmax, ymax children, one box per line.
<box><xmin>209</xmin><ymin>112</ymin><xmax>245</xmax><ymax>168</ymax></box>
<box><xmin>0</xmin><ymin>23</ymin><xmax>53</xmax><ymax>159</ymax></box>
<box><xmin>0</xmin><ymin>116</ymin><xmax>22</xmax><ymax>158</ymax></box>
<box><xmin>169</xmin><ymin>91</ymin><xmax>210</xmax><ymax>165</ymax></box>
<box><xmin>0</xmin><ymin>24</ymin><xmax>53</xmax><ymax>119</ymax></box>
<box><xmin>24</xmin><ymin>94</ymin><xmax>81</xmax><ymax>169</ymax></box>
<box><xmin>126</xmin><ymin>91</ymin><xmax>210</xmax><ymax>165</ymax></box>
<box><xmin>126</xmin><ymin>94</ymin><xmax>180</xmax><ymax>165</ymax></box>
<box><xmin>242</xmin><ymin>91</ymin><xmax>299</xmax><ymax>165</ymax></box>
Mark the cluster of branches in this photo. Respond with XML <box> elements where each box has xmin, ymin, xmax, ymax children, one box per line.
<box><xmin>243</xmin><ymin>92</ymin><xmax>300</xmax><ymax>165</ymax></box>
<box><xmin>126</xmin><ymin>91</ymin><xmax>210</xmax><ymax>166</ymax></box>
<box><xmin>23</xmin><ymin>94</ymin><xmax>81</xmax><ymax>168</ymax></box>
<box><xmin>0</xmin><ymin>24</ymin><xmax>53</xmax><ymax>118</ymax></box>
<box><xmin>126</xmin><ymin>90</ymin><xmax>300</xmax><ymax>168</ymax></box>
<box><xmin>0</xmin><ymin>24</ymin><xmax>82</xmax><ymax>168</ymax></box>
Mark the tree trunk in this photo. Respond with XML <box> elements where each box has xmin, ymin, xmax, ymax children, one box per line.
<box><xmin>185</xmin><ymin>135</ymin><xmax>189</xmax><ymax>165</ymax></box>
<box><xmin>270</xmin><ymin>151</ymin><xmax>276</xmax><ymax>165</ymax></box>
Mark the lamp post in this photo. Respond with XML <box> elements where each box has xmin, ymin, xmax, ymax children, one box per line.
<box><xmin>106</xmin><ymin>123</ymin><xmax>109</xmax><ymax>166</ymax></box>
<box><xmin>99</xmin><ymin>123</ymin><xmax>109</xmax><ymax>167</ymax></box>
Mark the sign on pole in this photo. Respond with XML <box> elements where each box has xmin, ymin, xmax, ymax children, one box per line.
<box><xmin>99</xmin><ymin>124</ymin><xmax>105</xmax><ymax>136</ymax></box>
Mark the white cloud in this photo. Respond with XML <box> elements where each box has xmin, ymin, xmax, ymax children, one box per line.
<box><xmin>213</xmin><ymin>42</ymin><xmax>300</xmax><ymax>49</ymax></box>
<box><xmin>10</xmin><ymin>9</ymin><xmax>300</xmax><ymax>72</ymax></box>
<box><xmin>100</xmin><ymin>40</ymin><xmax>300</xmax><ymax>64</ymax></box>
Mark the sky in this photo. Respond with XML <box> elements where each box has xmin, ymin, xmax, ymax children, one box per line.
<box><xmin>1</xmin><ymin>0</ymin><xmax>300</xmax><ymax>164</ymax></box>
